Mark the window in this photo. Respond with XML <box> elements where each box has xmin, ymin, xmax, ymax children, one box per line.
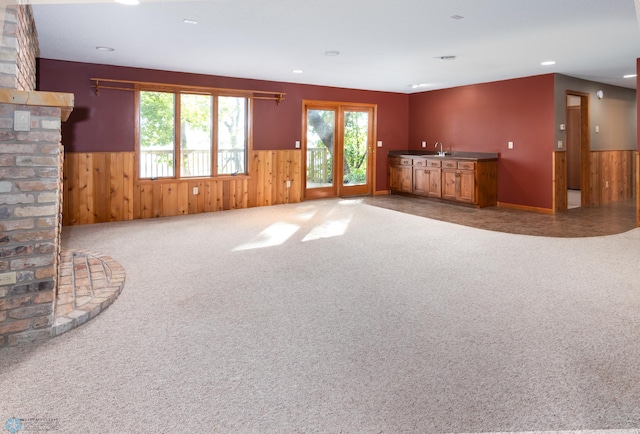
<box><xmin>138</xmin><ymin>89</ymin><xmax>249</xmax><ymax>179</ymax></box>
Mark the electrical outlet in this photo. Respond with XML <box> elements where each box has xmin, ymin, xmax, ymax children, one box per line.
<box><xmin>421</xmin><ymin>141</ymin><xmax>426</xmax><ymax>148</ymax></box>
<box><xmin>193</xmin><ymin>187</ymin><xmax>198</xmax><ymax>195</ymax></box>
<box><xmin>377</xmin><ymin>141</ymin><xmax>383</xmax><ymax>148</ymax></box>
<box><xmin>605</xmin><ymin>181</ymin><xmax>609</xmax><ymax>188</ymax></box>
<box><xmin>286</xmin><ymin>180</ymin><xmax>291</xmax><ymax>188</ymax></box>
<box><xmin>508</xmin><ymin>141</ymin><xmax>514</xmax><ymax>149</ymax></box>
<box><xmin>557</xmin><ymin>140</ymin><xmax>563</xmax><ymax>149</ymax></box>
<box><xmin>295</xmin><ymin>141</ymin><xmax>300</xmax><ymax>148</ymax></box>
<box><xmin>0</xmin><ymin>272</ymin><xmax>16</xmax><ymax>286</ymax></box>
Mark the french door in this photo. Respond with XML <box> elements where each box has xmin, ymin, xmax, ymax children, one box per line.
<box><xmin>303</xmin><ymin>101</ymin><xmax>375</xmax><ymax>200</ymax></box>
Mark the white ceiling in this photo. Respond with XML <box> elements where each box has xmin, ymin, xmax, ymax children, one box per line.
<box><xmin>31</xmin><ymin>0</ymin><xmax>640</xmax><ymax>93</ymax></box>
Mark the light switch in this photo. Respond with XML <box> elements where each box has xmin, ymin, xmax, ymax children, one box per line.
<box><xmin>14</xmin><ymin>110</ymin><xmax>30</xmax><ymax>132</ymax></box>
<box><xmin>377</xmin><ymin>141</ymin><xmax>383</xmax><ymax>148</ymax></box>
<box><xmin>557</xmin><ymin>140</ymin><xmax>563</xmax><ymax>149</ymax></box>
<box><xmin>295</xmin><ymin>140</ymin><xmax>300</xmax><ymax>148</ymax></box>
<box><xmin>595</xmin><ymin>125</ymin><xmax>600</xmax><ymax>133</ymax></box>
<box><xmin>508</xmin><ymin>141</ymin><xmax>514</xmax><ymax>149</ymax></box>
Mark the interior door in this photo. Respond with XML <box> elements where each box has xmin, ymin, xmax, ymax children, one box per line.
<box><xmin>303</xmin><ymin>101</ymin><xmax>375</xmax><ymax>200</ymax></box>
<box><xmin>567</xmin><ymin>104</ymin><xmax>581</xmax><ymax>190</ymax></box>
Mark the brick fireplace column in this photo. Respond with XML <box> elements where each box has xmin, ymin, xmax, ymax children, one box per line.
<box><xmin>0</xmin><ymin>89</ymin><xmax>73</xmax><ymax>347</ymax></box>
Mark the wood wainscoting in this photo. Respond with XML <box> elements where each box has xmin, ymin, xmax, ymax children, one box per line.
<box><xmin>637</xmin><ymin>151</ymin><xmax>639</xmax><ymax>227</ymax></box>
<box><xmin>552</xmin><ymin>150</ymin><xmax>567</xmax><ymax>212</ymax></box>
<box><xmin>554</xmin><ymin>149</ymin><xmax>635</xmax><ymax>211</ymax></box>
<box><xmin>62</xmin><ymin>150</ymin><xmax>302</xmax><ymax>225</ymax></box>
<box><xmin>589</xmin><ymin>150</ymin><xmax>635</xmax><ymax>206</ymax></box>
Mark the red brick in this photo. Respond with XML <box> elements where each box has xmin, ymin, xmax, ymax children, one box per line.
<box><xmin>10</xmin><ymin>255</ymin><xmax>53</xmax><ymax>270</ymax></box>
<box><xmin>16</xmin><ymin>131</ymin><xmax>60</xmax><ymax>143</ymax></box>
<box><xmin>0</xmin><ymin>143</ymin><xmax>35</xmax><ymax>153</ymax></box>
<box><xmin>0</xmin><ymin>219</ymin><xmax>34</xmax><ymax>231</ymax></box>
<box><xmin>33</xmin><ymin>289</ymin><xmax>54</xmax><ymax>303</ymax></box>
<box><xmin>12</xmin><ymin>230</ymin><xmax>55</xmax><ymax>242</ymax></box>
<box><xmin>0</xmin><ymin>319</ymin><xmax>30</xmax><ymax>334</ymax></box>
<box><xmin>16</xmin><ymin>156</ymin><xmax>58</xmax><ymax>167</ymax></box>
<box><xmin>38</xmin><ymin>144</ymin><xmax>62</xmax><ymax>155</ymax></box>
<box><xmin>15</xmin><ymin>180</ymin><xmax>58</xmax><ymax>191</ymax></box>
<box><xmin>0</xmin><ymin>245</ymin><xmax>33</xmax><ymax>258</ymax></box>
<box><xmin>9</xmin><ymin>303</ymin><xmax>52</xmax><ymax>319</ymax></box>
<box><xmin>0</xmin><ymin>193</ymin><xmax>34</xmax><ymax>205</ymax></box>
<box><xmin>31</xmin><ymin>314</ymin><xmax>53</xmax><ymax>329</ymax></box>
<box><xmin>0</xmin><ymin>168</ymin><xmax>35</xmax><ymax>179</ymax></box>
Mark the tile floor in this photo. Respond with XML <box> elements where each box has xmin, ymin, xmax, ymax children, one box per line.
<box><xmin>363</xmin><ymin>194</ymin><xmax>637</xmax><ymax>237</ymax></box>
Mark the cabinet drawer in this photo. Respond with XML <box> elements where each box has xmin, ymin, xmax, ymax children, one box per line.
<box><xmin>458</xmin><ymin>161</ymin><xmax>476</xmax><ymax>170</ymax></box>
<box><xmin>425</xmin><ymin>159</ymin><xmax>441</xmax><ymax>168</ymax></box>
<box><xmin>413</xmin><ymin>158</ymin><xmax>426</xmax><ymax>167</ymax></box>
<box><xmin>389</xmin><ymin>157</ymin><xmax>412</xmax><ymax>166</ymax></box>
<box><xmin>442</xmin><ymin>160</ymin><xmax>457</xmax><ymax>169</ymax></box>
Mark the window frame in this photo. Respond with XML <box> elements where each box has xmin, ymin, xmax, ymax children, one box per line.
<box><xmin>135</xmin><ymin>84</ymin><xmax>253</xmax><ymax>182</ymax></box>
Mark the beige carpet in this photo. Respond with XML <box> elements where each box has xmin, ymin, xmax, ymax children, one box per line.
<box><xmin>1</xmin><ymin>198</ymin><xmax>639</xmax><ymax>433</ymax></box>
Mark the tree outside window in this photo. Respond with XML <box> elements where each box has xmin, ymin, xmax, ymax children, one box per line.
<box><xmin>138</xmin><ymin>90</ymin><xmax>248</xmax><ymax>179</ymax></box>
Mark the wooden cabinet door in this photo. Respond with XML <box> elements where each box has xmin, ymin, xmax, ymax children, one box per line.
<box><xmin>399</xmin><ymin>165</ymin><xmax>413</xmax><ymax>192</ymax></box>
<box><xmin>458</xmin><ymin>170</ymin><xmax>475</xmax><ymax>203</ymax></box>
<box><xmin>426</xmin><ymin>168</ymin><xmax>441</xmax><ymax>197</ymax></box>
<box><xmin>413</xmin><ymin>168</ymin><xmax>428</xmax><ymax>196</ymax></box>
<box><xmin>389</xmin><ymin>163</ymin><xmax>412</xmax><ymax>193</ymax></box>
<box><xmin>442</xmin><ymin>169</ymin><xmax>457</xmax><ymax>200</ymax></box>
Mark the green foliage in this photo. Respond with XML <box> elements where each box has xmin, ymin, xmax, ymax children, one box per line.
<box><xmin>181</xmin><ymin>94</ymin><xmax>212</xmax><ymax>150</ymax></box>
<box><xmin>343</xmin><ymin>111</ymin><xmax>368</xmax><ymax>184</ymax></box>
<box><xmin>140</xmin><ymin>91</ymin><xmax>175</xmax><ymax>149</ymax></box>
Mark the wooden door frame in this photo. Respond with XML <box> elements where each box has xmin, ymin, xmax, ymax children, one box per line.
<box><xmin>302</xmin><ymin>100</ymin><xmax>377</xmax><ymax>200</ymax></box>
<box><xmin>565</xmin><ymin>90</ymin><xmax>591</xmax><ymax>208</ymax></box>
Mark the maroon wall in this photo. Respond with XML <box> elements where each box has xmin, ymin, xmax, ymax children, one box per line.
<box><xmin>37</xmin><ymin>59</ymin><xmax>409</xmax><ymax>192</ymax></box>
<box><xmin>408</xmin><ymin>75</ymin><xmax>556</xmax><ymax>209</ymax></box>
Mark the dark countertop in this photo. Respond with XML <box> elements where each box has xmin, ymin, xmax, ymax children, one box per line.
<box><xmin>388</xmin><ymin>150</ymin><xmax>499</xmax><ymax>161</ymax></box>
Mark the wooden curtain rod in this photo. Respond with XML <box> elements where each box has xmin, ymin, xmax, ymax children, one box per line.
<box><xmin>90</xmin><ymin>77</ymin><xmax>286</xmax><ymax>104</ymax></box>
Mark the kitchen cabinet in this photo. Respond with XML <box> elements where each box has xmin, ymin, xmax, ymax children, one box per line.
<box><xmin>388</xmin><ymin>156</ymin><xmax>413</xmax><ymax>193</ymax></box>
<box><xmin>413</xmin><ymin>159</ymin><xmax>441</xmax><ymax>198</ymax></box>
<box><xmin>387</xmin><ymin>152</ymin><xmax>498</xmax><ymax>207</ymax></box>
<box><xmin>442</xmin><ymin>160</ymin><xmax>475</xmax><ymax>203</ymax></box>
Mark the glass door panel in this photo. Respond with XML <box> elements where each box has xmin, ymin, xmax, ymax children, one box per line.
<box><xmin>306</xmin><ymin>109</ymin><xmax>335</xmax><ymax>194</ymax></box>
<box><xmin>342</xmin><ymin>111</ymin><xmax>369</xmax><ymax>187</ymax></box>
<box><xmin>303</xmin><ymin>102</ymin><xmax>374</xmax><ymax>200</ymax></box>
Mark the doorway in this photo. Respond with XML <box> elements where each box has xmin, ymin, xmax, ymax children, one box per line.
<box><xmin>565</xmin><ymin>91</ymin><xmax>590</xmax><ymax>208</ymax></box>
<box><xmin>303</xmin><ymin>101</ymin><xmax>376</xmax><ymax>200</ymax></box>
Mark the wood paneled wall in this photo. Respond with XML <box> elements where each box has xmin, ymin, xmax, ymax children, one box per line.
<box><xmin>589</xmin><ymin>150</ymin><xmax>635</xmax><ymax>206</ymax></box>
<box><xmin>62</xmin><ymin>150</ymin><xmax>302</xmax><ymax>225</ymax></box>
<box><xmin>552</xmin><ymin>151</ymin><xmax>567</xmax><ymax>212</ymax></box>
<box><xmin>554</xmin><ymin>149</ymin><xmax>634</xmax><ymax>212</ymax></box>
<box><xmin>636</xmin><ymin>152</ymin><xmax>639</xmax><ymax>227</ymax></box>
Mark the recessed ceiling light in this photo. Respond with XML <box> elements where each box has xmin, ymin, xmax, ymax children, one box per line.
<box><xmin>183</xmin><ymin>19</ymin><xmax>198</xmax><ymax>25</ymax></box>
<box><xmin>96</xmin><ymin>46</ymin><xmax>114</xmax><ymax>52</ymax></box>
<box><xmin>623</xmin><ymin>74</ymin><xmax>637</xmax><ymax>78</ymax></box>
<box><xmin>541</xmin><ymin>60</ymin><xmax>556</xmax><ymax>66</ymax></box>
<box><xmin>292</xmin><ymin>69</ymin><xmax>303</xmax><ymax>74</ymax></box>
<box><xmin>324</xmin><ymin>50</ymin><xmax>340</xmax><ymax>57</ymax></box>
<box><xmin>115</xmin><ymin>0</ymin><xmax>140</xmax><ymax>5</ymax></box>
<box><xmin>450</xmin><ymin>15</ymin><xmax>464</xmax><ymax>20</ymax></box>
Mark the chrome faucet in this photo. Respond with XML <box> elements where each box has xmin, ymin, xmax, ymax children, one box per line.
<box><xmin>435</xmin><ymin>142</ymin><xmax>446</xmax><ymax>156</ymax></box>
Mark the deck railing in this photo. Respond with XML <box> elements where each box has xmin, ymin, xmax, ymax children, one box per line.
<box><xmin>139</xmin><ymin>149</ymin><xmax>245</xmax><ymax>178</ymax></box>
<box><xmin>307</xmin><ymin>147</ymin><xmax>331</xmax><ymax>183</ymax></box>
